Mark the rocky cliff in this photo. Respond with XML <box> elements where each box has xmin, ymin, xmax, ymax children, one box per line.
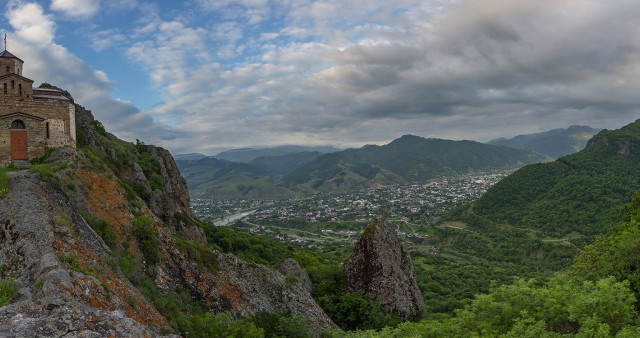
<box><xmin>343</xmin><ymin>218</ymin><xmax>424</xmax><ymax>321</ymax></box>
<box><xmin>0</xmin><ymin>104</ymin><xmax>334</xmax><ymax>336</ymax></box>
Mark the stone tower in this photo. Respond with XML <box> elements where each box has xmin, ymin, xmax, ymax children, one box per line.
<box><xmin>0</xmin><ymin>49</ymin><xmax>76</xmax><ymax>164</ymax></box>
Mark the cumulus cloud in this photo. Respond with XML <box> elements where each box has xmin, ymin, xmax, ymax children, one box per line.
<box><xmin>3</xmin><ymin>1</ymin><xmax>174</xmax><ymax>145</ymax></box>
<box><xmin>5</xmin><ymin>0</ymin><xmax>640</xmax><ymax>155</ymax></box>
<box><xmin>50</xmin><ymin>0</ymin><xmax>100</xmax><ymax>18</ymax></box>
<box><xmin>109</xmin><ymin>0</ymin><xmax>640</xmax><ymax>154</ymax></box>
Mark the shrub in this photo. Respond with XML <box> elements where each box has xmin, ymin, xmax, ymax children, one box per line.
<box><xmin>285</xmin><ymin>275</ymin><xmax>299</xmax><ymax>288</ymax></box>
<box><xmin>30</xmin><ymin>147</ymin><xmax>55</xmax><ymax>164</ymax></box>
<box><xmin>175</xmin><ymin>238</ymin><xmax>219</xmax><ymax>273</ymax></box>
<box><xmin>83</xmin><ymin>212</ymin><xmax>117</xmax><ymax>249</ymax></box>
<box><xmin>132</xmin><ymin>215</ymin><xmax>161</xmax><ymax>265</ymax></box>
<box><xmin>137</xmin><ymin>152</ymin><xmax>164</xmax><ymax>191</ymax></box>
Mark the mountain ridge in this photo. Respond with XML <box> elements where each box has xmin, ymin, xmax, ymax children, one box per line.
<box><xmin>440</xmin><ymin>118</ymin><xmax>640</xmax><ymax>270</ymax></box>
<box><xmin>177</xmin><ymin>134</ymin><xmax>550</xmax><ymax>199</ymax></box>
<box><xmin>487</xmin><ymin>125</ymin><xmax>601</xmax><ymax>158</ymax></box>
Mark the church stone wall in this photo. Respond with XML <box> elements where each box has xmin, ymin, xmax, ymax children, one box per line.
<box><xmin>0</xmin><ymin>96</ymin><xmax>75</xmax><ymax>163</ymax></box>
<box><xmin>0</xmin><ymin>51</ymin><xmax>76</xmax><ymax>164</ymax></box>
<box><xmin>0</xmin><ymin>116</ymin><xmax>45</xmax><ymax>164</ymax></box>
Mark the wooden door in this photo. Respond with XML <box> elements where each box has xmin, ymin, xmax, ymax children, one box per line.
<box><xmin>11</xmin><ymin>130</ymin><xmax>27</xmax><ymax>160</ymax></box>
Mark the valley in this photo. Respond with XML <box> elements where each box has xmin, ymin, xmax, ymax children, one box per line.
<box><xmin>192</xmin><ymin>169</ymin><xmax>511</xmax><ymax>245</ymax></box>
<box><xmin>190</xmin><ymin>168</ymin><xmax>552</xmax><ymax>314</ymax></box>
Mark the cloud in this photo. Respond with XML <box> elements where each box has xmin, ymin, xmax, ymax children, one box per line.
<box><xmin>50</xmin><ymin>0</ymin><xmax>100</xmax><ymax>18</ymax></box>
<box><xmin>102</xmin><ymin>0</ymin><xmax>637</xmax><ymax>154</ymax></box>
<box><xmin>7</xmin><ymin>0</ymin><xmax>640</xmax><ymax>155</ymax></box>
<box><xmin>7</xmin><ymin>2</ymin><xmax>55</xmax><ymax>44</ymax></box>
<box><xmin>3</xmin><ymin>1</ymin><xmax>173</xmax><ymax>145</ymax></box>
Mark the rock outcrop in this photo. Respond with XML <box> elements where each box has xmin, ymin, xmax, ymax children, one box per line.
<box><xmin>0</xmin><ymin>102</ymin><xmax>335</xmax><ymax>335</ymax></box>
<box><xmin>0</xmin><ymin>171</ymin><xmax>170</xmax><ymax>337</ymax></box>
<box><xmin>161</xmin><ymin>252</ymin><xmax>333</xmax><ymax>329</ymax></box>
<box><xmin>343</xmin><ymin>218</ymin><xmax>424</xmax><ymax>320</ymax></box>
<box><xmin>278</xmin><ymin>258</ymin><xmax>314</xmax><ymax>294</ymax></box>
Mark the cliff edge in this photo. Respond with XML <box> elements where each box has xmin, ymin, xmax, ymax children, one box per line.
<box><xmin>0</xmin><ymin>103</ymin><xmax>334</xmax><ymax>336</ymax></box>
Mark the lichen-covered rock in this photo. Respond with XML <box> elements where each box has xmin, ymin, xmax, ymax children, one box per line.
<box><xmin>0</xmin><ymin>302</ymin><xmax>174</xmax><ymax>337</ymax></box>
<box><xmin>0</xmin><ymin>172</ymin><xmax>170</xmax><ymax>336</ymax></box>
<box><xmin>277</xmin><ymin>258</ymin><xmax>314</xmax><ymax>294</ymax></box>
<box><xmin>343</xmin><ymin>218</ymin><xmax>424</xmax><ymax>320</ymax></box>
<box><xmin>161</xmin><ymin>247</ymin><xmax>335</xmax><ymax>330</ymax></box>
<box><xmin>140</xmin><ymin>145</ymin><xmax>193</xmax><ymax>223</ymax></box>
<box><xmin>0</xmin><ymin>105</ymin><xmax>334</xmax><ymax>335</ymax></box>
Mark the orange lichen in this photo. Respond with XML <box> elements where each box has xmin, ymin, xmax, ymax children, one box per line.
<box><xmin>74</xmin><ymin>169</ymin><xmax>142</xmax><ymax>258</ymax></box>
<box><xmin>47</xmin><ymin>179</ymin><xmax>168</xmax><ymax>329</ymax></box>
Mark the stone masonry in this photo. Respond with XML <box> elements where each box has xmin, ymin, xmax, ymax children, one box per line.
<box><xmin>0</xmin><ymin>50</ymin><xmax>75</xmax><ymax>164</ymax></box>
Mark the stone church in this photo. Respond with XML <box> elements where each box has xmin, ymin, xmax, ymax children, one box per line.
<box><xmin>0</xmin><ymin>49</ymin><xmax>76</xmax><ymax>164</ymax></box>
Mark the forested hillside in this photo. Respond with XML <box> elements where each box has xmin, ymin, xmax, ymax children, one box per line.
<box><xmin>286</xmin><ymin>135</ymin><xmax>549</xmax><ymax>190</ymax></box>
<box><xmin>346</xmin><ymin>193</ymin><xmax>640</xmax><ymax>337</ymax></box>
<box><xmin>443</xmin><ymin>119</ymin><xmax>640</xmax><ymax>269</ymax></box>
<box><xmin>178</xmin><ymin>134</ymin><xmax>550</xmax><ymax>199</ymax></box>
<box><xmin>176</xmin><ymin>157</ymin><xmax>297</xmax><ymax>199</ymax></box>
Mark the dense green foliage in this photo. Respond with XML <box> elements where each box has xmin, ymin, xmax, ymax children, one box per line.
<box><xmin>470</xmin><ymin>122</ymin><xmax>640</xmax><ymax>238</ymax></box>
<box><xmin>132</xmin><ymin>214</ymin><xmax>162</xmax><ymax>265</ymax></box>
<box><xmin>346</xmin><ymin>276</ymin><xmax>638</xmax><ymax>337</ymax></box>
<box><xmin>571</xmin><ymin>192</ymin><xmax>640</xmax><ymax>300</ymax></box>
<box><xmin>441</xmin><ymin>120</ymin><xmax>640</xmax><ymax>271</ymax></box>
<box><xmin>202</xmin><ymin>222</ymin><xmax>295</xmax><ymax>267</ymax></box>
<box><xmin>412</xmin><ymin>251</ymin><xmax>549</xmax><ymax>314</ymax></box>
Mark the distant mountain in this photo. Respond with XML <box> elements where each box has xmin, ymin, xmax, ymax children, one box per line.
<box><xmin>488</xmin><ymin>125</ymin><xmax>601</xmax><ymax>158</ymax></box>
<box><xmin>443</xmin><ymin>119</ymin><xmax>640</xmax><ymax>269</ymax></box>
<box><xmin>214</xmin><ymin>145</ymin><xmax>341</xmax><ymax>163</ymax></box>
<box><xmin>176</xmin><ymin>157</ymin><xmax>297</xmax><ymax>200</ymax></box>
<box><xmin>174</xmin><ymin>153</ymin><xmax>209</xmax><ymax>160</ymax></box>
<box><xmin>285</xmin><ymin>135</ymin><xmax>551</xmax><ymax>191</ymax></box>
<box><xmin>178</xmin><ymin>135</ymin><xmax>550</xmax><ymax>199</ymax></box>
<box><xmin>249</xmin><ymin>151</ymin><xmax>323</xmax><ymax>175</ymax></box>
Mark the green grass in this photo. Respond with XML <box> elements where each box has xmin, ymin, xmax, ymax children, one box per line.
<box><xmin>0</xmin><ymin>278</ymin><xmax>18</xmax><ymax>306</ymax></box>
<box><xmin>0</xmin><ymin>167</ymin><xmax>8</xmax><ymax>197</ymax></box>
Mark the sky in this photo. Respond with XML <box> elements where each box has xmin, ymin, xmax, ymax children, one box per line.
<box><xmin>1</xmin><ymin>0</ymin><xmax>639</xmax><ymax>155</ymax></box>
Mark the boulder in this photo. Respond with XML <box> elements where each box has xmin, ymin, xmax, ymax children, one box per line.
<box><xmin>343</xmin><ymin>218</ymin><xmax>423</xmax><ymax>320</ymax></box>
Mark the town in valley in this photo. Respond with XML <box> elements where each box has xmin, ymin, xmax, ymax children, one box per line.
<box><xmin>190</xmin><ymin>169</ymin><xmax>512</xmax><ymax>249</ymax></box>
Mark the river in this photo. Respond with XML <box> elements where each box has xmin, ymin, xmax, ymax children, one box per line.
<box><xmin>214</xmin><ymin>209</ymin><xmax>257</xmax><ymax>226</ymax></box>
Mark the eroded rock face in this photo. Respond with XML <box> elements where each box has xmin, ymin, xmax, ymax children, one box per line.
<box><xmin>161</xmin><ymin>246</ymin><xmax>335</xmax><ymax>330</ymax></box>
<box><xmin>140</xmin><ymin>145</ymin><xmax>193</xmax><ymax>223</ymax></box>
<box><xmin>0</xmin><ymin>172</ymin><xmax>171</xmax><ymax>336</ymax></box>
<box><xmin>343</xmin><ymin>218</ymin><xmax>424</xmax><ymax>320</ymax></box>
<box><xmin>278</xmin><ymin>258</ymin><xmax>314</xmax><ymax>294</ymax></box>
<box><xmin>0</xmin><ymin>104</ymin><xmax>335</xmax><ymax>334</ymax></box>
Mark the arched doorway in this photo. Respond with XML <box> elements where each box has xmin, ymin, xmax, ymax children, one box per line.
<box><xmin>10</xmin><ymin>119</ymin><xmax>27</xmax><ymax>160</ymax></box>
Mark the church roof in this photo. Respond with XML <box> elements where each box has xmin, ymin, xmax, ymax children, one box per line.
<box><xmin>0</xmin><ymin>73</ymin><xmax>33</xmax><ymax>82</ymax></box>
<box><xmin>0</xmin><ymin>50</ymin><xmax>23</xmax><ymax>62</ymax></box>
